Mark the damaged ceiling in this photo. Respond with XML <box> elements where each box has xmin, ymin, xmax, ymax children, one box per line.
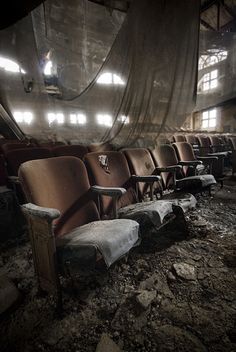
<box><xmin>87</xmin><ymin>0</ymin><xmax>236</xmax><ymax>32</ymax></box>
<box><xmin>1</xmin><ymin>0</ymin><xmax>236</xmax><ymax>32</ymax></box>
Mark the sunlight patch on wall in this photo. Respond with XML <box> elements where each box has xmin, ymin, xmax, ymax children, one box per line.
<box><xmin>97</xmin><ymin>72</ymin><xmax>125</xmax><ymax>85</ymax></box>
<box><xmin>13</xmin><ymin>111</ymin><xmax>33</xmax><ymax>124</ymax></box>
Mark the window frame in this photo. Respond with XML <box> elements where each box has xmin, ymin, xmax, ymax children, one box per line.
<box><xmin>201</xmin><ymin>108</ymin><xmax>218</xmax><ymax>130</ymax></box>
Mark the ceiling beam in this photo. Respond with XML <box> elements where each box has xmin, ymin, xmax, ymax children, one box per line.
<box><xmin>201</xmin><ymin>0</ymin><xmax>218</xmax><ymax>13</ymax></box>
<box><xmin>200</xmin><ymin>19</ymin><xmax>216</xmax><ymax>31</ymax></box>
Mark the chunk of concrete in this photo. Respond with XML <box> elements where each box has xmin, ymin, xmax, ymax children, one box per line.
<box><xmin>136</xmin><ymin>290</ymin><xmax>156</xmax><ymax>310</ymax></box>
<box><xmin>173</xmin><ymin>262</ymin><xmax>196</xmax><ymax>281</ymax></box>
<box><xmin>96</xmin><ymin>333</ymin><xmax>122</xmax><ymax>352</ymax></box>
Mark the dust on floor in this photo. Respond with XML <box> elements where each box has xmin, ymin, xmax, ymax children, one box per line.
<box><xmin>0</xmin><ymin>178</ymin><xmax>236</xmax><ymax>352</ymax></box>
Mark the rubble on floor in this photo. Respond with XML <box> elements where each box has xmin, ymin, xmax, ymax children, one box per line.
<box><xmin>0</xmin><ymin>179</ymin><xmax>236</xmax><ymax>352</ymax></box>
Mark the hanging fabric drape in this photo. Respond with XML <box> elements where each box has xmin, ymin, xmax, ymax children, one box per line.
<box><xmin>0</xmin><ymin>0</ymin><xmax>200</xmax><ymax>146</ymax></box>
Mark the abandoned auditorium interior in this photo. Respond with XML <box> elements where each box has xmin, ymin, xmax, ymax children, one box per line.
<box><xmin>1</xmin><ymin>0</ymin><xmax>236</xmax><ymax>351</ymax></box>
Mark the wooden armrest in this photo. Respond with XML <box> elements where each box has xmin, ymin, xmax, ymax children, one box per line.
<box><xmin>91</xmin><ymin>186</ymin><xmax>126</xmax><ymax>218</ymax></box>
<box><xmin>91</xmin><ymin>185</ymin><xmax>126</xmax><ymax>197</ymax></box>
<box><xmin>155</xmin><ymin>165</ymin><xmax>182</xmax><ymax>173</ymax></box>
<box><xmin>197</xmin><ymin>156</ymin><xmax>218</xmax><ymax>162</ymax></box>
<box><xmin>178</xmin><ymin>160</ymin><xmax>202</xmax><ymax>166</ymax></box>
<box><xmin>21</xmin><ymin>203</ymin><xmax>60</xmax><ymax>221</ymax></box>
<box><xmin>131</xmin><ymin>175</ymin><xmax>161</xmax><ymax>182</ymax></box>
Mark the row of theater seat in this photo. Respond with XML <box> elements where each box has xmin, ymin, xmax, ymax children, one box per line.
<box><xmin>1</xmin><ymin>135</ymin><xmax>235</xmax><ymax>193</ymax></box>
<box><xmin>171</xmin><ymin>134</ymin><xmax>236</xmax><ymax>153</ymax></box>
<box><xmin>0</xmin><ymin>142</ymin><xmax>221</xmax><ymax>199</ymax></box>
<box><xmin>0</xmin><ymin>138</ymin><xmax>113</xmax><ymax>153</ymax></box>
<box><xmin>0</xmin><ymin>135</ymin><xmax>234</xmax><ymax>312</ymax></box>
<box><xmin>18</xmin><ymin>144</ymin><xmax>218</xmax><ymax>311</ymax></box>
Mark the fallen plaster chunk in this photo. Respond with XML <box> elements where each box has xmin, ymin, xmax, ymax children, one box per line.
<box><xmin>96</xmin><ymin>333</ymin><xmax>122</xmax><ymax>352</ymax></box>
<box><xmin>136</xmin><ymin>290</ymin><xmax>157</xmax><ymax>310</ymax></box>
<box><xmin>173</xmin><ymin>262</ymin><xmax>196</xmax><ymax>281</ymax></box>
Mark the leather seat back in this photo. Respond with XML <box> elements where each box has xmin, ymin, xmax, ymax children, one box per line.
<box><xmin>229</xmin><ymin>137</ymin><xmax>236</xmax><ymax>150</ymax></box>
<box><xmin>19</xmin><ymin>156</ymin><xmax>100</xmax><ymax>237</ymax></box>
<box><xmin>2</xmin><ymin>142</ymin><xmax>35</xmax><ymax>154</ymax></box>
<box><xmin>174</xmin><ymin>135</ymin><xmax>186</xmax><ymax>142</ymax></box>
<box><xmin>185</xmin><ymin>135</ymin><xmax>199</xmax><ymax>146</ymax></box>
<box><xmin>150</xmin><ymin>144</ymin><xmax>183</xmax><ymax>189</ymax></box>
<box><xmin>85</xmin><ymin>151</ymin><xmax>137</xmax><ymax>216</ymax></box>
<box><xmin>173</xmin><ymin>142</ymin><xmax>195</xmax><ymax>161</ymax></box>
<box><xmin>123</xmin><ymin>148</ymin><xmax>156</xmax><ymax>197</ymax></box>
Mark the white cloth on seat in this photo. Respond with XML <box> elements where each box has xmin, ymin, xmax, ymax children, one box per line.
<box><xmin>56</xmin><ymin>219</ymin><xmax>140</xmax><ymax>267</ymax></box>
<box><xmin>162</xmin><ymin>192</ymin><xmax>197</xmax><ymax>213</ymax></box>
<box><xmin>176</xmin><ymin>174</ymin><xmax>216</xmax><ymax>190</ymax></box>
<box><xmin>118</xmin><ymin>200</ymin><xmax>173</xmax><ymax>228</ymax></box>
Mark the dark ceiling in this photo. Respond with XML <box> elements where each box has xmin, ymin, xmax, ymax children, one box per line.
<box><xmin>0</xmin><ymin>1</ymin><xmax>236</xmax><ymax>32</ymax></box>
<box><xmin>88</xmin><ymin>0</ymin><xmax>236</xmax><ymax>32</ymax></box>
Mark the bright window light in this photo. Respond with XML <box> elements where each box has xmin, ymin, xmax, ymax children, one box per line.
<box><xmin>97</xmin><ymin>72</ymin><xmax>112</xmax><ymax>84</ymax></box>
<box><xmin>13</xmin><ymin>112</ymin><xmax>23</xmax><ymax>123</ymax></box>
<box><xmin>118</xmin><ymin>115</ymin><xmax>130</xmax><ymax>124</ymax></box>
<box><xmin>201</xmin><ymin>108</ymin><xmax>217</xmax><ymax>129</ymax></box>
<box><xmin>0</xmin><ymin>57</ymin><xmax>26</xmax><ymax>74</ymax></box>
<box><xmin>47</xmin><ymin>112</ymin><xmax>64</xmax><ymax>125</ymax></box>
<box><xmin>69</xmin><ymin>113</ymin><xmax>87</xmax><ymax>125</ymax></box>
<box><xmin>113</xmin><ymin>74</ymin><xmax>125</xmax><ymax>85</ymax></box>
<box><xmin>23</xmin><ymin>112</ymin><xmax>33</xmax><ymax>124</ymax></box>
<box><xmin>77</xmin><ymin>114</ymin><xmax>86</xmax><ymax>124</ymax></box>
<box><xmin>202</xmin><ymin>70</ymin><xmax>218</xmax><ymax>91</ymax></box>
<box><xmin>13</xmin><ymin>111</ymin><xmax>33</xmax><ymax>124</ymax></box>
<box><xmin>199</xmin><ymin>50</ymin><xmax>228</xmax><ymax>70</ymax></box>
<box><xmin>97</xmin><ymin>114</ymin><xmax>113</xmax><ymax>127</ymax></box>
<box><xmin>97</xmin><ymin>72</ymin><xmax>125</xmax><ymax>85</ymax></box>
<box><xmin>44</xmin><ymin>60</ymin><xmax>53</xmax><ymax>76</ymax></box>
<box><xmin>70</xmin><ymin>114</ymin><xmax>77</xmax><ymax>124</ymax></box>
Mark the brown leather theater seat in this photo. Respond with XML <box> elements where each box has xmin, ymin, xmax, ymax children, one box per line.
<box><xmin>87</xmin><ymin>142</ymin><xmax>114</xmax><ymax>153</ymax></box>
<box><xmin>209</xmin><ymin>135</ymin><xmax>227</xmax><ymax>153</ymax></box>
<box><xmin>52</xmin><ymin>144</ymin><xmax>88</xmax><ymax>160</ymax></box>
<box><xmin>1</xmin><ymin>142</ymin><xmax>35</xmax><ymax>154</ymax></box>
<box><xmin>197</xmin><ymin>135</ymin><xmax>228</xmax><ymax>180</ymax></box>
<box><xmin>173</xmin><ymin>142</ymin><xmax>216</xmax><ymax>177</ymax></box>
<box><xmin>173</xmin><ymin>135</ymin><xmax>186</xmax><ymax>142</ymax></box>
<box><xmin>5</xmin><ymin>147</ymin><xmax>52</xmax><ymax>176</ymax></box>
<box><xmin>19</xmin><ymin>156</ymin><xmax>140</xmax><ymax>311</ymax></box>
<box><xmin>85</xmin><ymin>150</ymin><xmax>179</xmax><ymax>231</ymax></box>
<box><xmin>150</xmin><ymin>144</ymin><xmax>216</xmax><ymax>193</ymax></box>
<box><xmin>123</xmin><ymin>148</ymin><xmax>161</xmax><ymax>200</ymax></box>
<box><xmin>0</xmin><ymin>139</ymin><xmax>27</xmax><ymax>153</ymax></box>
<box><xmin>39</xmin><ymin>141</ymin><xmax>66</xmax><ymax>149</ymax></box>
<box><xmin>123</xmin><ymin>148</ymin><xmax>197</xmax><ymax>213</ymax></box>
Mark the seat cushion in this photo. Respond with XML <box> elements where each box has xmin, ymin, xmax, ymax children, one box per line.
<box><xmin>162</xmin><ymin>192</ymin><xmax>197</xmax><ymax>213</ymax></box>
<box><xmin>176</xmin><ymin>174</ymin><xmax>216</xmax><ymax>190</ymax></box>
<box><xmin>118</xmin><ymin>200</ymin><xmax>173</xmax><ymax>228</ymax></box>
<box><xmin>56</xmin><ymin>219</ymin><xmax>140</xmax><ymax>267</ymax></box>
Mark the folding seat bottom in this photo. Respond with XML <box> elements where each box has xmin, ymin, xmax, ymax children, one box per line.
<box><xmin>56</xmin><ymin>219</ymin><xmax>140</xmax><ymax>268</ymax></box>
<box><xmin>162</xmin><ymin>193</ymin><xmax>197</xmax><ymax>213</ymax></box>
<box><xmin>118</xmin><ymin>200</ymin><xmax>174</xmax><ymax>229</ymax></box>
<box><xmin>176</xmin><ymin>174</ymin><xmax>216</xmax><ymax>190</ymax></box>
